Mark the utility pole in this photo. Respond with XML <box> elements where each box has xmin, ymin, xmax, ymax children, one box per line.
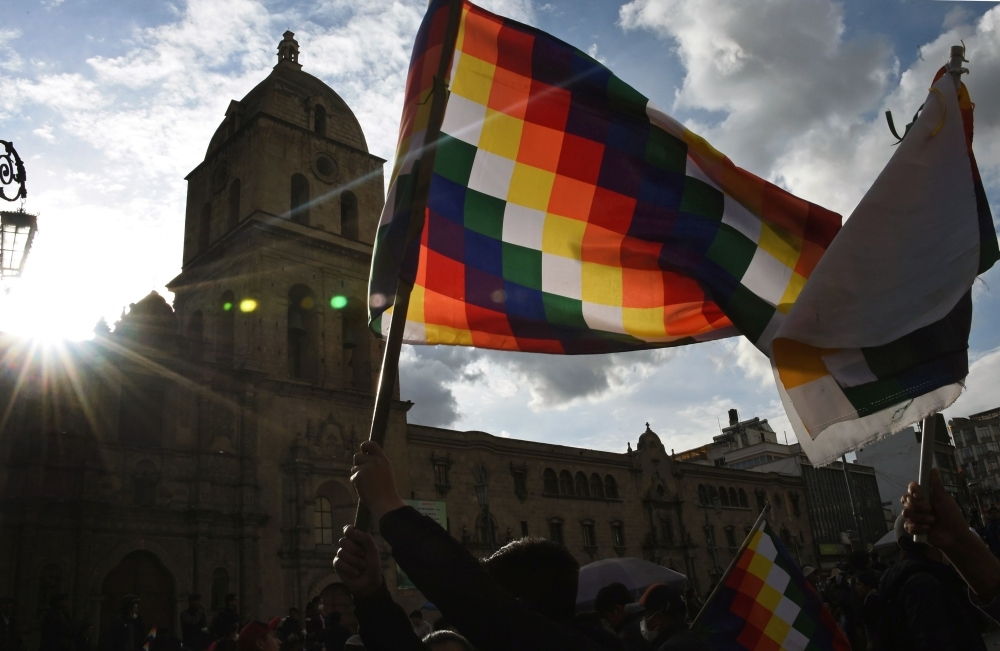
<box><xmin>842</xmin><ymin>454</ymin><xmax>867</xmax><ymax>550</ymax></box>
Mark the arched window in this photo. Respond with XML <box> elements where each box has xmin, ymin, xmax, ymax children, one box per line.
<box><xmin>198</xmin><ymin>202</ymin><xmax>211</xmax><ymax>253</ymax></box>
<box><xmin>342</xmin><ymin>306</ymin><xmax>371</xmax><ymax>391</ymax></box>
<box><xmin>738</xmin><ymin>488</ymin><xmax>749</xmax><ymax>508</ymax></box>
<box><xmin>290</xmin><ymin>174</ymin><xmax>310</xmax><ymax>225</ymax></box>
<box><xmin>604</xmin><ymin>475</ymin><xmax>618</xmax><ymax>499</ymax></box>
<box><xmin>217</xmin><ymin>291</ymin><xmax>234</xmax><ymax>363</ymax></box>
<box><xmin>559</xmin><ymin>470</ymin><xmax>574</xmax><ymax>496</ymax></box>
<box><xmin>210</xmin><ymin>568</ymin><xmax>229</xmax><ymax>614</ymax></box>
<box><xmin>698</xmin><ymin>484</ymin><xmax>708</xmax><ymax>505</ymax></box>
<box><xmin>729</xmin><ymin>487</ymin><xmax>739</xmax><ymax>507</ymax></box>
<box><xmin>133</xmin><ymin>459</ymin><xmax>160</xmax><ymax>507</ymax></box>
<box><xmin>575</xmin><ymin>472</ymin><xmax>589</xmax><ymax>497</ymax></box>
<box><xmin>341</xmin><ymin>191</ymin><xmax>359</xmax><ymax>240</ymax></box>
<box><xmin>708</xmin><ymin>485</ymin><xmax>719</xmax><ymax>505</ymax></box>
<box><xmin>314</xmin><ymin>105</ymin><xmax>327</xmax><ymax>137</ymax></box>
<box><xmin>288</xmin><ymin>285</ymin><xmax>318</xmax><ymax>381</ymax></box>
<box><xmin>755</xmin><ymin>489</ymin><xmax>767</xmax><ymax>511</ymax></box>
<box><xmin>543</xmin><ymin>468</ymin><xmax>558</xmax><ymax>494</ymax></box>
<box><xmin>228</xmin><ymin>179</ymin><xmax>241</xmax><ymax>231</ymax></box>
<box><xmin>718</xmin><ymin>486</ymin><xmax>730</xmax><ymax>507</ymax></box>
<box><xmin>186</xmin><ymin>311</ymin><xmax>204</xmax><ymax>361</ymax></box>
<box><xmin>590</xmin><ymin>473</ymin><xmax>604</xmax><ymax>498</ymax></box>
<box><xmin>314</xmin><ymin>496</ymin><xmax>333</xmax><ymax>545</ymax></box>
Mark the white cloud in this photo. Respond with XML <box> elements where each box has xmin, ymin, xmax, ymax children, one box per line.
<box><xmin>946</xmin><ymin>346</ymin><xmax>1000</xmax><ymax>419</ymax></box>
<box><xmin>32</xmin><ymin>125</ymin><xmax>55</xmax><ymax>143</ymax></box>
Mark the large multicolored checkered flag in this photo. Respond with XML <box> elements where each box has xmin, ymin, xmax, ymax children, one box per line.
<box><xmin>369</xmin><ymin>0</ymin><xmax>841</xmax><ymax>354</ymax></box>
<box><xmin>692</xmin><ymin>520</ymin><xmax>849</xmax><ymax>651</ymax></box>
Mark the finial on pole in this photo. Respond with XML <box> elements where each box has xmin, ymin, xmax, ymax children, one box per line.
<box><xmin>947</xmin><ymin>43</ymin><xmax>969</xmax><ymax>89</ymax></box>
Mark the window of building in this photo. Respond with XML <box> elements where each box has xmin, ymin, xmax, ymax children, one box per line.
<box><xmin>728</xmin><ymin>487</ymin><xmax>738</xmax><ymax>506</ymax></box>
<box><xmin>656</xmin><ymin>483</ymin><xmax>666</xmax><ymax>498</ymax></box>
<box><xmin>434</xmin><ymin>464</ymin><xmax>448</xmax><ymax>486</ymax></box>
<box><xmin>738</xmin><ymin>488</ymin><xmax>749</xmax><ymax>508</ymax></box>
<box><xmin>605</xmin><ymin>475</ymin><xmax>619</xmax><ymax>499</ymax></box>
<box><xmin>755</xmin><ymin>489</ymin><xmax>767</xmax><ymax>511</ymax></box>
<box><xmin>575</xmin><ymin>472</ymin><xmax>590</xmax><ymax>497</ymax></box>
<box><xmin>118</xmin><ymin>383</ymin><xmax>164</xmax><ymax>449</ymax></box>
<box><xmin>590</xmin><ymin>473</ymin><xmax>604</xmax><ymax>498</ymax></box>
<box><xmin>132</xmin><ymin>460</ymin><xmax>159</xmax><ymax>507</ymax></box>
<box><xmin>314</xmin><ymin>105</ymin><xmax>327</xmax><ymax>137</ymax></box>
<box><xmin>718</xmin><ymin>486</ymin><xmax>730</xmax><ymax>507</ymax></box>
<box><xmin>217</xmin><ymin>291</ymin><xmax>235</xmax><ymax>362</ymax></box>
<box><xmin>520</xmin><ymin>521</ymin><xmax>529</xmax><ymax>537</ymax></box>
<box><xmin>543</xmin><ymin>468</ymin><xmax>559</xmax><ymax>494</ymax></box>
<box><xmin>290</xmin><ymin>174</ymin><xmax>310</xmax><ymax>225</ymax></box>
<box><xmin>548</xmin><ymin>519</ymin><xmax>564</xmax><ymax>545</ymax></box>
<box><xmin>582</xmin><ymin>521</ymin><xmax>596</xmax><ymax>548</ymax></box>
<box><xmin>512</xmin><ymin>468</ymin><xmax>527</xmax><ymax>500</ymax></box>
<box><xmin>611</xmin><ymin>522</ymin><xmax>625</xmax><ymax>548</ymax></box>
<box><xmin>725</xmin><ymin>526</ymin><xmax>737</xmax><ymax>551</ymax></box>
<box><xmin>559</xmin><ymin>470</ymin><xmax>574</xmax><ymax>496</ymax></box>
<box><xmin>210</xmin><ymin>568</ymin><xmax>229</xmax><ymax>613</ymax></box>
<box><xmin>228</xmin><ymin>179</ymin><xmax>241</xmax><ymax>231</ymax></box>
<box><xmin>708</xmin><ymin>485</ymin><xmax>719</xmax><ymax>506</ymax></box>
<box><xmin>197</xmin><ymin>202</ymin><xmax>212</xmax><ymax>254</ymax></box>
<box><xmin>341</xmin><ymin>191</ymin><xmax>359</xmax><ymax>240</ymax></box>
<box><xmin>698</xmin><ymin>484</ymin><xmax>708</xmax><ymax>505</ymax></box>
<box><xmin>314</xmin><ymin>497</ymin><xmax>334</xmax><ymax>545</ymax></box>
<box><xmin>790</xmin><ymin>491</ymin><xmax>801</xmax><ymax>517</ymax></box>
<box><xmin>660</xmin><ymin>518</ymin><xmax>674</xmax><ymax>546</ymax></box>
<box><xmin>964</xmin><ymin>447</ymin><xmax>975</xmax><ymax>459</ymax></box>
<box><xmin>288</xmin><ymin>285</ymin><xmax>318</xmax><ymax>381</ymax></box>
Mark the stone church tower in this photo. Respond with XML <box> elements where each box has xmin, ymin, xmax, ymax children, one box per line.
<box><xmin>0</xmin><ymin>32</ymin><xmax>412</xmax><ymax>642</ymax></box>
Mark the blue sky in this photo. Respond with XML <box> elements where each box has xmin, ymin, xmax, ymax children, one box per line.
<box><xmin>1</xmin><ymin>0</ymin><xmax>998</xmax><ymax>456</ymax></box>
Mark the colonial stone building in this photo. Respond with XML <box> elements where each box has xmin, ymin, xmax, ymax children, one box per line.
<box><xmin>0</xmin><ymin>32</ymin><xmax>815</xmax><ymax>648</ymax></box>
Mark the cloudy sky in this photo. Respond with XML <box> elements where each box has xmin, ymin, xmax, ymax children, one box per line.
<box><xmin>1</xmin><ymin>0</ymin><xmax>998</xmax><ymax>455</ymax></box>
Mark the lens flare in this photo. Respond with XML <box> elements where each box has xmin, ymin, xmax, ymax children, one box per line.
<box><xmin>239</xmin><ymin>299</ymin><xmax>258</xmax><ymax>313</ymax></box>
<box><xmin>301</xmin><ymin>296</ymin><xmax>314</xmax><ymax>309</ymax></box>
<box><xmin>330</xmin><ymin>295</ymin><xmax>348</xmax><ymax>309</ymax></box>
<box><xmin>223</xmin><ymin>302</ymin><xmax>233</xmax><ymax>312</ymax></box>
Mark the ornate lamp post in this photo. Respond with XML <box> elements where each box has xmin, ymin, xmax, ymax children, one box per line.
<box><xmin>0</xmin><ymin>140</ymin><xmax>37</xmax><ymax>281</ymax></box>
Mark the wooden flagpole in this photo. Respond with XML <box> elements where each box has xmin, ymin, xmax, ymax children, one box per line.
<box><xmin>913</xmin><ymin>44</ymin><xmax>968</xmax><ymax>544</ymax></box>
<box><xmin>690</xmin><ymin>502</ymin><xmax>771</xmax><ymax>629</ymax></box>
<box><xmin>353</xmin><ymin>0</ymin><xmax>465</xmax><ymax>533</ymax></box>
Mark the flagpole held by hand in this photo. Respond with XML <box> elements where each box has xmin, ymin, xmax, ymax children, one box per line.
<box><xmin>353</xmin><ymin>0</ymin><xmax>464</xmax><ymax>533</ymax></box>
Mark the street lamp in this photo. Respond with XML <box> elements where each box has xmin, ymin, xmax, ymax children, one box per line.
<box><xmin>0</xmin><ymin>140</ymin><xmax>37</xmax><ymax>281</ymax></box>
<box><xmin>473</xmin><ymin>464</ymin><xmax>495</xmax><ymax>552</ymax></box>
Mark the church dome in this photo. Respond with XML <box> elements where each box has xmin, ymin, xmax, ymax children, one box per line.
<box><xmin>205</xmin><ymin>31</ymin><xmax>368</xmax><ymax>157</ymax></box>
<box><xmin>636</xmin><ymin>422</ymin><xmax>664</xmax><ymax>452</ymax></box>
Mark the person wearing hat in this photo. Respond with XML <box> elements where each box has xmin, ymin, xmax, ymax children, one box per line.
<box><xmin>99</xmin><ymin>596</ymin><xmax>144</xmax><ymax>651</ymax></box>
<box><xmin>635</xmin><ymin>584</ymin><xmax>707</xmax><ymax>650</ymax></box>
<box><xmin>874</xmin><ymin>514</ymin><xmax>987</xmax><ymax>651</ymax></box>
<box><xmin>237</xmin><ymin>619</ymin><xmax>280</xmax><ymax>651</ymax></box>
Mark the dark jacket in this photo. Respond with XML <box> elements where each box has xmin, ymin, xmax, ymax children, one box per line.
<box><xmin>987</xmin><ymin>521</ymin><xmax>1000</xmax><ymax>557</ymax></box>
<box><xmin>877</xmin><ymin>557</ymin><xmax>987</xmax><ymax>651</ymax></box>
<box><xmin>99</xmin><ymin>616</ymin><xmax>146</xmax><ymax>651</ymax></box>
<box><xmin>861</xmin><ymin>591</ymin><xmax>884</xmax><ymax>651</ymax></box>
<box><xmin>322</xmin><ymin>615</ymin><xmax>350</xmax><ymax>651</ymax></box>
<box><xmin>39</xmin><ymin>610</ymin><xmax>74</xmax><ymax>651</ymax></box>
<box><xmin>648</xmin><ymin>623</ymin><xmax>709</xmax><ymax>651</ymax></box>
<box><xmin>209</xmin><ymin>610</ymin><xmax>239</xmax><ymax>641</ymax></box>
<box><xmin>180</xmin><ymin>608</ymin><xmax>207</xmax><ymax>651</ymax></box>
<box><xmin>0</xmin><ymin>614</ymin><xmax>24</xmax><ymax>651</ymax></box>
<box><xmin>368</xmin><ymin>506</ymin><xmax>623</xmax><ymax>651</ymax></box>
<box><xmin>614</xmin><ymin>612</ymin><xmax>648</xmax><ymax>651</ymax></box>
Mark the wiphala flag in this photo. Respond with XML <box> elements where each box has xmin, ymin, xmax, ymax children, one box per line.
<box><xmin>369</xmin><ymin>0</ymin><xmax>841</xmax><ymax>354</ymax></box>
<box><xmin>693</xmin><ymin>520</ymin><xmax>850</xmax><ymax>651</ymax></box>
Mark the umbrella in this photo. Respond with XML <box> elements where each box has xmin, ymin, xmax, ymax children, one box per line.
<box><xmin>576</xmin><ymin>557</ymin><xmax>687</xmax><ymax>612</ymax></box>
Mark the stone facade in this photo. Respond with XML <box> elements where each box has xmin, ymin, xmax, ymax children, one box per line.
<box><xmin>0</xmin><ymin>32</ymin><xmax>817</xmax><ymax>649</ymax></box>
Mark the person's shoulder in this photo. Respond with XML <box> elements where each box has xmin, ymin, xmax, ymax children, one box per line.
<box><xmin>659</xmin><ymin>628</ymin><xmax>709</xmax><ymax>651</ymax></box>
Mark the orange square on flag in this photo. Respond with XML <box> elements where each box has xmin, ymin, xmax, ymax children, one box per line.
<box><xmin>488</xmin><ymin>66</ymin><xmax>531</xmax><ymax>119</ymax></box>
<box><xmin>548</xmin><ymin>175</ymin><xmax>596</xmax><ymax>221</ymax></box>
<box><xmin>460</xmin><ymin>8</ymin><xmax>502</xmax><ymax>65</ymax></box>
<box><xmin>581</xmin><ymin>224</ymin><xmax>624</xmax><ymax>266</ymax></box>
<box><xmin>518</xmin><ymin>122</ymin><xmax>564</xmax><ymax>172</ymax></box>
<box><xmin>622</xmin><ymin>268</ymin><xmax>663</xmax><ymax>308</ymax></box>
<box><xmin>423</xmin><ymin>289</ymin><xmax>471</xmax><ymax>332</ymax></box>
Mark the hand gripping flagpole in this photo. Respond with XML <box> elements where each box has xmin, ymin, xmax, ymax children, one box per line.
<box><xmin>353</xmin><ymin>0</ymin><xmax>465</xmax><ymax>533</ymax></box>
<box><xmin>913</xmin><ymin>44</ymin><xmax>968</xmax><ymax>545</ymax></box>
<box><xmin>691</xmin><ymin>502</ymin><xmax>771</xmax><ymax>629</ymax></box>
